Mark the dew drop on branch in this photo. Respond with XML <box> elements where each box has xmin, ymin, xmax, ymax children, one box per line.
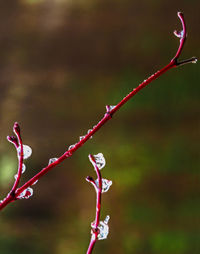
<box><xmin>22</xmin><ymin>164</ymin><xmax>26</xmax><ymax>173</ymax></box>
<box><xmin>91</xmin><ymin>215</ymin><xmax>110</xmax><ymax>240</ymax></box>
<box><xmin>87</xmin><ymin>129</ymin><xmax>93</xmax><ymax>139</ymax></box>
<box><xmin>109</xmin><ymin>105</ymin><xmax>116</xmax><ymax>111</ymax></box>
<box><xmin>17</xmin><ymin>187</ymin><xmax>33</xmax><ymax>199</ymax></box>
<box><xmin>17</xmin><ymin>145</ymin><xmax>32</xmax><ymax>159</ymax></box>
<box><xmin>192</xmin><ymin>58</ymin><xmax>198</xmax><ymax>64</ymax></box>
<box><xmin>68</xmin><ymin>144</ymin><xmax>76</xmax><ymax>150</ymax></box>
<box><xmin>48</xmin><ymin>158</ymin><xmax>58</xmax><ymax>165</ymax></box>
<box><xmin>32</xmin><ymin>179</ymin><xmax>38</xmax><ymax>185</ymax></box>
<box><xmin>93</xmin><ymin>153</ymin><xmax>106</xmax><ymax>170</ymax></box>
<box><xmin>95</xmin><ymin>178</ymin><xmax>112</xmax><ymax>193</ymax></box>
<box><xmin>79</xmin><ymin>136</ymin><xmax>85</xmax><ymax>141</ymax></box>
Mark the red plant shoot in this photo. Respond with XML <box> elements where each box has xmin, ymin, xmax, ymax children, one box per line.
<box><xmin>86</xmin><ymin>154</ymin><xmax>111</xmax><ymax>254</ymax></box>
<box><xmin>0</xmin><ymin>11</ymin><xmax>197</xmax><ymax>254</ymax></box>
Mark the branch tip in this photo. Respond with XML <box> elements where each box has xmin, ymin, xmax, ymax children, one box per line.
<box><xmin>177</xmin><ymin>56</ymin><xmax>198</xmax><ymax>66</ymax></box>
<box><xmin>7</xmin><ymin>135</ymin><xmax>18</xmax><ymax>143</ymax></box>
<box><xmin>86</xmin><ymin>176</ymin><xmax>94</xmax><ymax>182</ymax></box>
<box><xmin>13</xmin><ymin>122</ymin><xmax>20</xmax><ymax>135</ymax></box>
<box><xmin>177</xmin><ymin>11</ymin><xmax>184</xmax><ymax>19</ymax></box>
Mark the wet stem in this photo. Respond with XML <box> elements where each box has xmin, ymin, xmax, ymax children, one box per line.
<box><xmin>0</xmin><ymin>11</ymin><xmax>197</xmax><ymax>254</ymax></box>
<box><xmin>86</xmin><ymin>155</ymin><xmax>102</xmax><ymax>254</ymax></box>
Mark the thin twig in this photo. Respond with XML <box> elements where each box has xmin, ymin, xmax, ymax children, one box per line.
<box><xmin>10</xmin><ymin>123</ymin><xmax>24</xmax><ymax>195</ymax></box>
<box><xmin>86</xmin><ymin>154</ymin><xmax>102</xmax><ymax>254</ymax></box>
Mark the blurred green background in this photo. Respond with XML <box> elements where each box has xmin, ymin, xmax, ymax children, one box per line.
<box><xmin>0</xmin><ymin>0</ymin><xmax>199</xmax><ymax>253</ymax></box>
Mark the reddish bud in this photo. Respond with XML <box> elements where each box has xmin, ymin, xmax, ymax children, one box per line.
<box><xmin>13</xmin><ymin>122</ymin><xmax>20</xmax><ymax>135</ymax></box>
<box><xmin>7</xmin><ymin>136</ymin><xmax>19</xmax><ymax>147</ymax></box>
<box><xmin>86</xmin><ymin>176</ymin><xmax>94</xmax><ymax>182</ymax></box>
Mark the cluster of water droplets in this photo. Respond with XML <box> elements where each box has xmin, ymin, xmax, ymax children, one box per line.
<box><xmin>68</xmin><ymin>128</ymin><xmax>95</xmax><ymax>153</ymax></box>
<box><xmin>14</xmin><ymin>145</ymin><xmax>32</xmax><ymax>183</ymax></box>
<box><xmin>16</xmin><ymin>144</ymin><xmax>36</xmax><ymax>199</ymax></box>
<box><xmin>95</xmin><ymin>178</ymin><xmax>112</xmax><ymax>193</ymax></box>
<box><xmin>91</xmin><ymin>215</ymin><xmax>110</xmax><ymax>240</ymax></box>
<box><xmin>91</xmin><ymin>153</ymin><xmax>106</xmax><ymax>170</ymax></box>
<box><xmin>79</xmin><ymin>128</ymin><xmax>94</xmax><ymax>142</ymax></box>
<box><xmin>17</xmin><ymin>187</ymin><xmax>33</xmax><ymax>200</ymax></box>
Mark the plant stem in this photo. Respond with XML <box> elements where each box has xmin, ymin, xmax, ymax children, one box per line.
<box><xmin>86</xmin><ymin>155</ymin><xmax>102</xmax><ymax>254</ymax></box>
<box><xmin>0</xmin><ymin>12</ymin><xmax>197</xmax><ymax>212</ymax></box>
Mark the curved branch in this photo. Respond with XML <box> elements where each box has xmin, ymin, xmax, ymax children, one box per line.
<box><xmin>173</xmin><ymin>12</ymin><xmax>187</xmax><ymax>60</ymax></box>
<box><xmin>172</xmin><ymin>12</ymin><xmax>197</xmax><ymax>65</ymax></box>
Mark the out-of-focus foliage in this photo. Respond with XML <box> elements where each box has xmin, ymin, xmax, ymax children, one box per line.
<box><xmin>0</xmin><ymin>0</ymin><xmax>199</xmax><ymax>253</ymax></box>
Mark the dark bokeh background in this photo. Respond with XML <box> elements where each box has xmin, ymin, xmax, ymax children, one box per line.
<box><xmin>0</xmin><ymin>1</ymin><xmax>199</xmax><ymax>254</ymax></box>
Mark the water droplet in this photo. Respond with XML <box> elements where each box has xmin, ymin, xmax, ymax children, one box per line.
<box><xmin>93</xmin><ymin>153</ymin><xmax>106</xmax><ymax>170</ymax></box>
<box><xmin>21</xmin><ymin>164</ymin><xmax>26</xmax><ymax>173</ymax></box>
<box><xmin>79</xmin><ymin>136</ymin><xmax>85</xmax><ymax>141</ymax></box>
<box><xmin>14</xmin><ymin>163</ymin><xmax>26</xmax><ymax>180</ymax></box>
<box><xmin>87</xmin><ymin>129</ymin><xmax>93</xmax><ymax>139</ymax></box>
<box><xmin>17</xmin><ymin>145</ymin><xmax>32</xmax><ymax>159</ymax></box>
<box><xmin>192</xmin><ymin>58</ymin><xmax>198</xmax><ymax>64</ymax></box>
<box><xmin>95</xmin><ymin>178</ymin><xmax>112</xmax><ymax>193</ymax></box>
<box><xmin>48</xmin><ymin>158</ymin><xmax>58</xmax><ymax>165</ymax></box>
<box><xmin>68</xmin><ymin>144</ymin><xmax>76</xmax><ymax>150</ymax></box>
<box><xmin>17</xmin><ymin>187</ymin><xmax>33</xmax><ymax>199</ymax></box>
<box><xmin>104</xmin><ymin>215</ymin><xmax>110</xmax><ymax>224</ymax></box>
<box><xmin>32</xmin><ymin>179</ymin><xmax>38</xmax><ymax>185</ymax></box>
<box><xmin>91</xmin><ymin>215</ymin><xmax>110</xmax><ymax>240</ymax></box>
<box><xmin>109</xmin><ymin>105</ymin><xmax>116</xmax><ymax>111</ymax></box>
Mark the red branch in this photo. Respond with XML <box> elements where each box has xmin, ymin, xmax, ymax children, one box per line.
<box><xmin>86</xmin><ymin>155</ymin><xmax>102</xmax><ymax>254</ymax></box>
<box><xmin>10</xmin><ymin>123</ymin><xmax>24</xmax><ymax>194</ymax></box>
<box><xmin>0</xmin><ymin>12</ymin><xmax>197</xmax><ymax>212</ymax></box>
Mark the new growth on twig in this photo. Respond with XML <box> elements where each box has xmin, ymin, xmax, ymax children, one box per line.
<box><xmin>0</xmin><ymin>11</ymin><xmax>197</xmax><ymax>253</ymax></box>
<box><xmin>86</xmin><ymin>153</ymin><xmax>112</xmax><ymax>254</ymax></box>
<box><xmin>172</xmin><ymin>12</ymin><xmax>197</xmax><ymax>66</ymax></box>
